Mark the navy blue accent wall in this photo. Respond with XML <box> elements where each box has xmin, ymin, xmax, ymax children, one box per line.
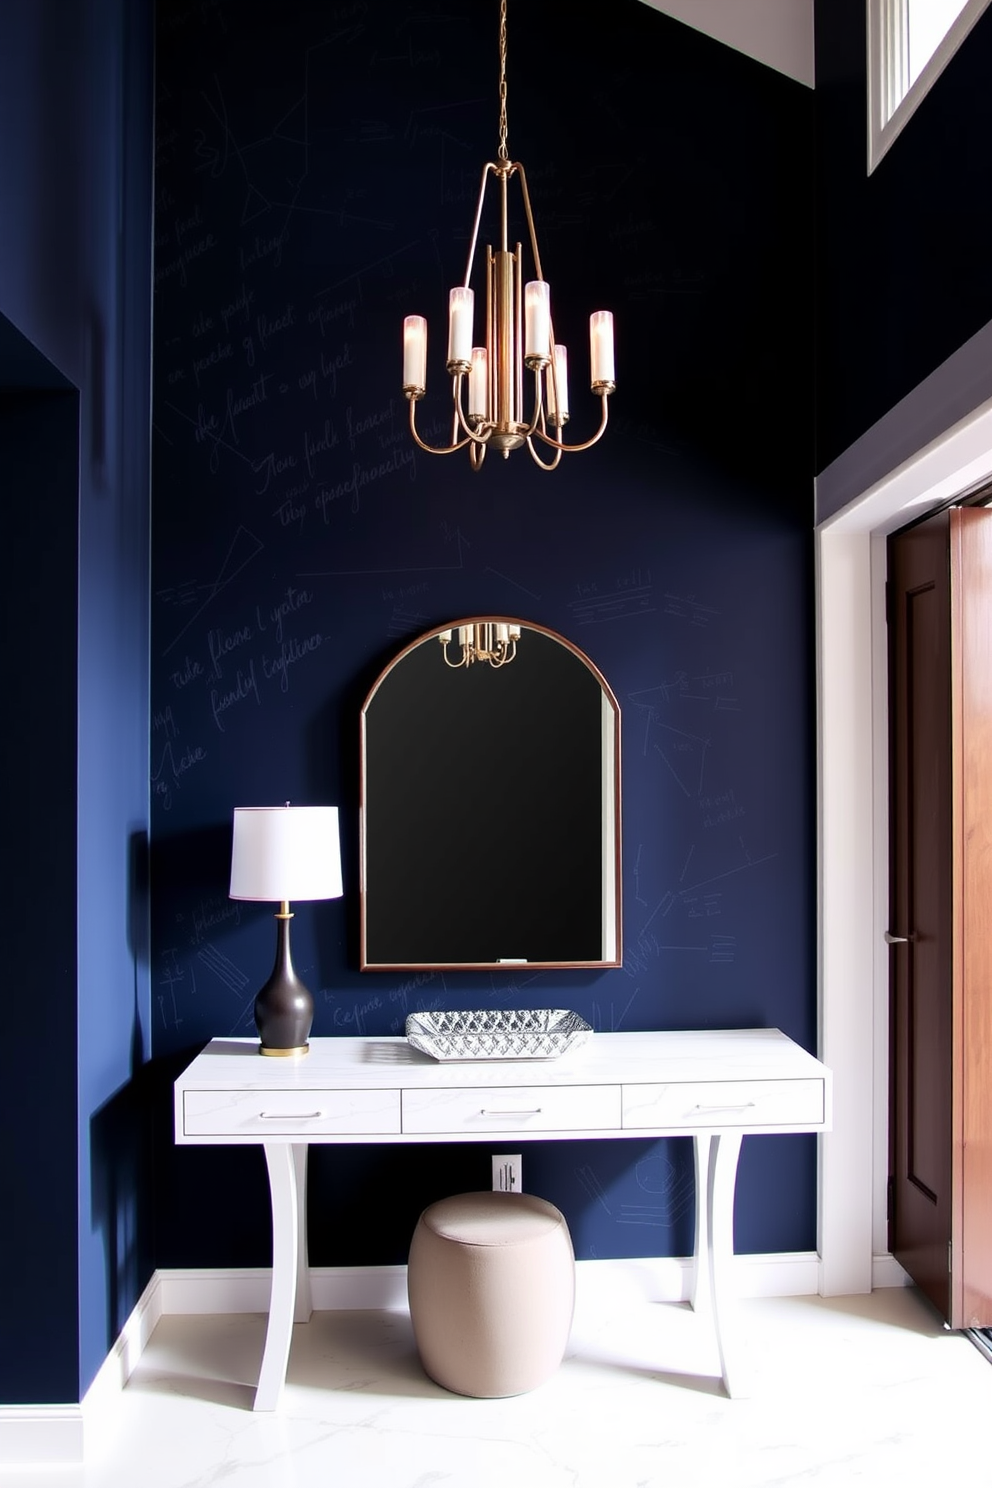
<box><xmin>74</xmin><ymin>0</ymin><xmax>155</xmax><ymax>1397</ymax></box>
<box><xmin>152</xmin><ymin>0</ymin><xmax>817</xmax><ymax>1269</ymax></box>
<box><xmin>0</xmin><ymin>378</ymin><xmax>80</xmax><ymax>1404</ymax></box>
<box><xmin>0</xmin><ymin>0</ymin><xmax>154</xmax><ymax>1405</ymax></box>
<box><xmin>815</xmin><ymin>0</ymin><xmax>992</xmax><ymax>474</ymax></box>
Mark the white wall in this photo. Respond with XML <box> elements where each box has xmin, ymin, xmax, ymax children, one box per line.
<box><xmin>817</xmin><ymin>326</ymin><xmax>992</xmax><ymax>1293</ymax></box>
<box><xmin>640</xmin><ymin>0</ymin><xmax>815</xmax><ymax>86</ymax></box>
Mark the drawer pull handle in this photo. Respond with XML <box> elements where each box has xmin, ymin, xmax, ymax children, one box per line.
<box><xmin>480</xmin><ymin>1107</ymin><xmax>543</xmax><ymax>1116</ymax></box>
<box><xmin>258</xmin><ymin>1110</ymin><xmax>324</xmax><ymax>1120</ymax></box>
<box><xmin>692</xmin><ymin>1102</ymin><xmax>757</xmax><ymax>1113</ymax></box>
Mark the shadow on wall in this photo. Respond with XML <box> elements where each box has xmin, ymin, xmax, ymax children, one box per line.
<box><xmin>87</xmin><ymin>826</ymin><xmax>153</xmax><ymax>1353</ymax></box>
<box><xmin>88</xmin><ymin>1041</ymin><xmax>153</xmax><ymax>1351</ymax></box>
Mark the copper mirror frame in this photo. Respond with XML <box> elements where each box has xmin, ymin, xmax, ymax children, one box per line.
<box><xmin>360</xmin><ymin>617</ymin><xmax>622</xmax><ymax>971</ymax></box>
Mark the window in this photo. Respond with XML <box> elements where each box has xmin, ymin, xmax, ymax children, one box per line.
<box><xmin>868</xmin><ymin>0</ymin><xmax>991</xmax><ymax>171</ymax></box>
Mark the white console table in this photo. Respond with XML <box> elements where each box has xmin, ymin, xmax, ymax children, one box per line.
<box><xmin>174</xmin><ymin>1028</ymin><xmax>831</xmax><ymax>1410</ymax></box>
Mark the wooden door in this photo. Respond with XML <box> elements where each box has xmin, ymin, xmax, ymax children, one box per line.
<box><xmin>888</xmin><ymin>505</ymin><xmax>992</xmax><ymax>1329</ymax></box>
<box><xmin>888</xmin><ymin>510</ymin><xmax>952</xmax><ymax>1317</ymax></box>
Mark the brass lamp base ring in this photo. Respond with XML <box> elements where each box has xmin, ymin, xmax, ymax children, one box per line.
<box><xmin>259</xmin><ymin>1043</ymin><xmax>310</xmax><ymax>1057</ymax></box>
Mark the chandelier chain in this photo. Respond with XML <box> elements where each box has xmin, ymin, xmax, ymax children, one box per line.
<box><xmin>498</xmin><ymin>0</ymin><xmax>509</xmax><ymax>161</ymax></box>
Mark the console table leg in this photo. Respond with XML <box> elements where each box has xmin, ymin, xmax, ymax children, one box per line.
<box><xmin>292</xmin><ymin>1143</ymin><xmax>312</xmax><ymax>1323</ymax></box>
<box><xmin>690</xmin><ymin>1134</ymin><xmax>713</xmax><ymax>1316</ymax></box>
<box><xmin>254</xmin><ymin>1142</ymin><xmax>301</xmax><ymax>1411</ymax></box>
<box><xmin>707</xmin><ymin>1131</ymin><xmax>745</xmax><ymax>1399</ymax></box>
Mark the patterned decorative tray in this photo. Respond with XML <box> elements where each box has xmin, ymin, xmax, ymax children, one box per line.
<box><xmin>405</xmin><ymin>1008</ymin><xmax>593</xmax><ymax>1062</ymax></box>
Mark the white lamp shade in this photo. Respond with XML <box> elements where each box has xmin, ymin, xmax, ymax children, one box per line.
<box><xmin>229</xmin><ymin>805</ymin><xmax>343</xmax><ymax>902</ymax></box>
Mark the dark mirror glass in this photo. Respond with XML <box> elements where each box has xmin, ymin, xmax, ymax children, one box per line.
<box><xmin>360</xmin><ymin>618</ymin><xmax>621</xmax><ymax>970</ymax></box>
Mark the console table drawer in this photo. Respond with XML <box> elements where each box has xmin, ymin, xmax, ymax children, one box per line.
<box><xmin>622</xmin><ymin>1078</ymin><xmax>825</xmax><ymax>1130</ymax></box>
<box><xmin>182</xmin><ymin>1088</ymin><xmax>401</xmax><ymax>1137</ymax></box>
<box><xmin>402</xmin><ymin>1083</ymin><xmax>621</xmax><ymax>1134</ymax></box>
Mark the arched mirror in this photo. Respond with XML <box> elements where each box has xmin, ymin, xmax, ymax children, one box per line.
<box><xmin>360</xmin><ymin>618</ymin><xmax>621</xmax><ymax>970</ymax></box>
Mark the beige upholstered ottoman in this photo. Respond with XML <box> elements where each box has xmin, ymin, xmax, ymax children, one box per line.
<box><xmin>407</xmin><ymin>1191</ymin><xmax>575</xmax><ymax>1398</ymax></box>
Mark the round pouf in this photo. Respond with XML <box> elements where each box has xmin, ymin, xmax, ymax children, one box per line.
<box><xmin>407</xmin><ymin>1191</ymin><xmax>575</xmax><ymax>1398</ymax></box>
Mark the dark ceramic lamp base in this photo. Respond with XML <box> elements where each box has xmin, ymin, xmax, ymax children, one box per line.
<box><xmin>254</xmin><ymin>910</ymin><xmax>314</xmax><ymax>1057</ymax></box>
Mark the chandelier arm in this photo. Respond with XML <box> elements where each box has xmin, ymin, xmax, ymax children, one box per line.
<box><xmin>451</xmin><ymin>373</ymin><xmax>495</xmax><ymax>446</ymax></box>
<box><xmin>441</xmin><ymin>641</ymin><xmax>467</xmax><ymax>669</ymax></box>
<box><xmin>513</xmin><ymin>161</ymin><xmax>546</xmax><ymax>284</ymax></box>
<box><xmin>530</xmin><ymin>393</ymin><xmax>611</xmax><ymax>454</ymax></box>
<box><xmin>490</xmin><ymin>635</ymin><xmax>515</xmax><ymax>665</ymax></box>
<box><xmin>469</xmin><ymin>439</ymin><xmax>487</xmax><ymax>471</ymax></box>
<box><xmin>463</xmin><ymin>163</ymin><xmax>499</xmax><ymax>287</ymax></box>
<box><xmin>525</xmin><ymin>434</ymin><xmax>563</xmax><ymax>470</ymax></box>
<box><xmin>407</xmin><ymin>396</ymin><xmax>473</xmax><ymax>455</ymax></box>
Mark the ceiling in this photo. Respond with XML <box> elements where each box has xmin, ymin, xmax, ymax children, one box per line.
<box><xmin>640</xmin><ymin>0</ymin><xmax>815</xmax><ymax>87</ymax></box>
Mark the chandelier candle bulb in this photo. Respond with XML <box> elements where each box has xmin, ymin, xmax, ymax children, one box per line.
<box><xmin>403</xmin><ymin>315</ymin><xmax>428</xmax><ymax>394</ymax></box>
<box><xmin>547</xmin><ymin>343</ymin><xmax>569</xmax><ymax>424</ymax></box>
<box><xmin>447</xmin><ymin>287</ymin><xmax>475</xmax><ymax>370</ymax></box>
<box><xmin>469</xmin><ymin>347</ymin><xmax>489</xmax><ymax>418</ymax></box>
<box><xmin>590</xmin><ymin>311</ymin><xmax>615</xmax><ymax>389</ymax></box>
<box><xmin>524</xmin><ymin>280</ymin><xmax>551</xmax><ymax>366</ymax></box>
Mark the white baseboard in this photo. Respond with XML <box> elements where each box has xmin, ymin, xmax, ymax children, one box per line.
<box><xmin>83</xmin><ymin>1271</ymin><xmax>165</xmax><ymax>1426</ymax></box>
<box><xmin>157</xmin><ymin>1250</ymin><xmax>824</xmax><ymax>1317</ymax></box>
<box><xmin>0</xmin><ymin>1406</ymin><xmax>84</xmax><ymax>1467</ymax></box>
<box><xmin>0</xmin><ymin>1271</ymin><xmax>164</xmax><ymax>1468</ymax></box>
<box><xmin>158</xmin><ymin>1263</ymin><xmax>411</xmax><ymax>1315</ymax></box>
<box><xmin>871</xmin><ymin>1252</ymin><xmax>913</xmax><ymax>1288</ymax></box>
<box><xmin>0</xmin><ymin>1249</ymin><xmax>884</xmax><ymax>1468</ymax></box>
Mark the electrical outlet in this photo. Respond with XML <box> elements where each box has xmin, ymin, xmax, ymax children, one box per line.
<box><xmin>492</xmin><ymin>1154</ymin><xmax>522</xmax><ymax>1193</ymax></box>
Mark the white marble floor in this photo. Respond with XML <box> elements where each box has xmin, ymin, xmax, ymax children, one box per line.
<box><xmin>20</xmin><ymin>1286</ymin><xmax>992</xmax><ymax>1488</ymax></box>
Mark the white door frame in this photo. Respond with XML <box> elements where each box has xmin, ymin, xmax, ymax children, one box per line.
<box><xmin>817</xmin><ymin>393</ymin><xmax>992</xmax><ymax>1294</ymax></box>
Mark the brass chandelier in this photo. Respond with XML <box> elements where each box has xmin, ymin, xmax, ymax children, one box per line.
<box><xmin>401</xmin><ymin>0</ymin><xmax>616</xmax><ymax>472</ymax></box>
<box><xmin>438</xmin><ymin>622</ymin><xmax>521</xmax><ymax>669</ymax></box>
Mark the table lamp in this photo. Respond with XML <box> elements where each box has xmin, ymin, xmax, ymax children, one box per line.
<box><xmin>229</xmin><ymin>804</ymin><xmax>343</xmax><ymax>1056</ymax></box>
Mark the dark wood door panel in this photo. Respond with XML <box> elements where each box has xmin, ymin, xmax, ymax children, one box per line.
<box><xmin>889</xmin><ymin>506</ymin><xmax>992</xmax><ymax>1329</ymax></box>
<box><xmin>889</xmin><ymin>515</ymin><xmax>952</xmax><ymax>1320</ymax></box>
<box><xmin>906</xmin><ymin>580</ymin><xmax>950</xmax><ymax>1207</ymax></box>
